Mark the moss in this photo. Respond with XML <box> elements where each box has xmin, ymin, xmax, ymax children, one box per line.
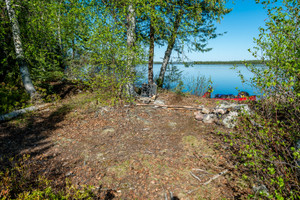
<box><xmin>182</xmin><ymin>135</ymin><xmax>201</xmax><ymax>148</ymax></box>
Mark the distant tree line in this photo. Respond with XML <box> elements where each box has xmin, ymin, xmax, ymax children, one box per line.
<box><xmin>152</xmin><ymin>60</ymin><xmax>264</xmax><ymax>65</ymax></box>
<box><xmin>193</xmin><ymin>60</ymin><xmax>264</xmax><ymax>65</ymax></box>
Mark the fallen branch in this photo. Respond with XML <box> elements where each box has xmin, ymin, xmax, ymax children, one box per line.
<box><xmin>0</xmin><ymin>103</ymin><xmax>52</xmax><ymax>122</ymax></box>
<box><xmin>192</xmin><ymin>168</ymin><xmax>214</xmax><ymax>175</ymax></box>
<box><xmin>203</xmin><ymin>169</ymin><xmax>228</xmax><ymax>185</ymax></box>
<box><xmin>190</xmin><ymin>171</ymin><xmax>202</xmax><ymax>182</ymax></box>
<box><xmin>136</xmin><ymin>104</ymin><xmax>203</xmax><ymax>110</ymax></box>
<box><xmin>187</xmin><ymin>169</ymin><xmax>229</xmax><ymax>194</ymax></box>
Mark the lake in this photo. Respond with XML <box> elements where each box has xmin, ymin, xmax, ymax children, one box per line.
<box><xmin>136</xmin><ymin>64</ymin><xmax>260</xmax><ymax>97</ymax></box>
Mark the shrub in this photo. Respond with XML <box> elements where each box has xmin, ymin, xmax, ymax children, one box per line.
<box><xmin>225</xmin><ymin>0</ymin><xmax>300</xmax><ymax>198</ymax></box>
<box><xmin>223</xmin><ymin>112</ymin><xmax>300</xmax><ymax>199</ymax></box>
<box><xmin>0</xmin><ymin>83</ymin><xmax>30</xmax><ymax>115</ymax></box>
<box><xmin>162</xmin><ymin>64</ymin><xmax>183</xmax><ymax>90</ymax></box>
<box><xmin>184</xmin><ymin>74</ymin><xmax>212</xmax><ymax>96</ymax></box>
<box><xmin>0</xmin><ymin>155</ymin><xmax>97</xmax><ymax>199</ymax></box>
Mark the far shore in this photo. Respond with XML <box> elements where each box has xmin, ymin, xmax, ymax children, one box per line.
<box><xmin>152</xmin><ymin>60</ymin><xmax>263</xmax><ymax>65</ymax></box>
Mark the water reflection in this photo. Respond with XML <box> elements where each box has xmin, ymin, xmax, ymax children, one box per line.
<box><xmin>136</xmin><ymin>64</ymin><xmax>260</xmax><ymax>96</ymax></box>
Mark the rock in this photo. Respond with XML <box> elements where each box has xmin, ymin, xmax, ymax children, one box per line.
<box><xmin>102</xmin><ymin>127</ymin><xmax>115</xmax><ymax>135</ymax></box>
<box><xmin>215</xmin><ymin>119</ymin><xmax>224</xmax><ymax>126</ymax></box>
<box><xmin>94</xmin><ymin>106</ymin><xmax>111</xmax><ymax>117</ymax></box>
<box><xmin>154</xmin><ymin>99</ymin><xmax>165</xmax><ymax>105</ymax></box>
<box><xmin>216</xmin><ymin>103</ymin><xmax>236</xmax><ymax>109</ymax></box>
<box><xmin>198</xmin><ymin>105</ymin><xmax>205</xmax><ymax>109</ymax></box>
<box><xmin>201</xmin><ymin>107</ymin><xmax>210</xmax><ymax>114</ymax></box>
<box><xmin>213</xmin><ymin>108</ymin><xmax>226</xmax><ymax>115</ymax></box>
<box><xmin>235</xmin><ymin>104</ymin><xmax>252</xmax><ymax>114</ymax></box>
<box><xmin>253</xmin><ymin>184</ymin><xmax>269</xmax><ymax>197</ymax></box>
<box><xmin>216</xmin><ymin>103</ymin><xmax>252</xmax><ymax>115</ymax></box>
<box><xmin>222</xmin><ymin>111</ymin><xmax>239</xmax><ymax>128</ymax></box>
<box><xmin>203</xmin><ymin>114</ymin><xmax>215</xmax><ymax>124</ymax></box>
<box><xmin>151</xmin><ymin>95</ymin><xmax>157</xmax><ymax>100</ymax></box>
<box><xmin>139</xmin><ymin>97</ymin><xmax>152</xmax><ymax>104</ymax></box>
<box><xmin>194</xmin><ymin>111</ymin><xmax>204</xmax><ymax>121</ymax></box>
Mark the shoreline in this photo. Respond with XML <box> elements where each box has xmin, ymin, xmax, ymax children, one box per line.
<box><xmin>152</xmin><ymin>60</ymin><xmax>263</xmax><ymax>65</ymax></box>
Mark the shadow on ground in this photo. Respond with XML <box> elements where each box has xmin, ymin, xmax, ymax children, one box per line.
<box><xmin>0</xmin><ymin>104</ymin><xmax>72</xmax><ymax>160</ymax></box>
<box><xmin>0</xmin><ymin>104</ymin><xmax>116</xmax><ymax>199</ymax></box>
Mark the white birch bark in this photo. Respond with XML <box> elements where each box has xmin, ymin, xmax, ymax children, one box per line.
<box><xmin>5</xmin><ymin>0</ymin><xmax>36</xmax><ymax>98</ymax></box>
<box><xmin>57</xmin><ymin>0</ymin><xmax>63</xmax><ymax>52</ymax></box>
<box><xmin>125</xmin><ymin>2</ymin><xmax>137</xmax><ymax>97</ymax></box>
<box><xmin>0</xmin><ymin>104</ymin><xmax>50</xmax><ymax>122</ymax></box>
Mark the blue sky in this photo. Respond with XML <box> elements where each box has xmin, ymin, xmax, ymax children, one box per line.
<box><xmin>154</xmin><ymin>0</ymin><xmax>268</xmax><ymax>62</ymax></box>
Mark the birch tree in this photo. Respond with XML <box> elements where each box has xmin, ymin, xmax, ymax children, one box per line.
<box><xmin>5</xmin><ymin>0</ymin><xmax>36</xmax><ymax>98</ymax></box>
<box><xmin>125</xmin><ymin>1</ymin><xmax>138</xmax><ymax>97</ymax></box>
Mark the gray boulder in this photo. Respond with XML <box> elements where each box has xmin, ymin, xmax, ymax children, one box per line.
<box><xmin>201</xmin><ymin>107</ymin><xmax>210</xmax><ymax>114</ymax></box>
<box><xmin>235</xmin><ymin>104</ymin><xmax>252</xmax><ymax>115</ymax></box>
<box><xmin>213</xmin><ymin>108</ymin><xmax>226</xmax><ymax>115</ymax></box>
<box><xmin>154</xmin><ymin>99</ymin><xmax>165</xmax><ymax>105</ymax></box>
<box><xmin>203</xmin><ymin>114</ymin><xmax>216</xmax><ymax>124</ymax></box>
<box><xmin>222</xmin><ymin>111</ymin><xmax>239</xmax><ymax>128</ymax></box>
<box><xmin>139</xmin><ymin>97</ymin><xmax>152</xmax><ymax>104</ymax></box>
<box><xmin>194</xmin><ymin>111</ymin><xmax>204</xmax><ymax>121</ymax></box>
<box><xmin>216</xmin><ymin>103</ymin><xmax>252</xmax><ymax>115</ymax></box>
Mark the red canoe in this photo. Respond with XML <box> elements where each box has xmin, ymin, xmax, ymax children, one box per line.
<box><xmin>213</xmin><ymin>96</ymin><xmax>256</xmax><ymax>101</ymax></box>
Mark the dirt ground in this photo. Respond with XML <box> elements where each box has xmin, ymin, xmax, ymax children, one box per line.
<box><xmin>0</xmin><ymin>91</ymin><xmax>250</xmax><ymax>199</ymax></box>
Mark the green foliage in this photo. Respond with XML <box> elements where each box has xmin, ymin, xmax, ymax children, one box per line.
<box><xmin>0</xmin><ymin>83</ymin><xmax>30</xmax><ymax>115</ymax></box>
<box><xmin>88</xmin><ymin>72</ymin><xmax>128</xmax><ymax>105</ymax></box>
<box><xmin>0</xmin><ymin>155</ymin><xmax>97</xmax><ymax>199</ymax></box>
<box><xmin>173</xmin><ymin>80</ymin><xmax>186</xmax><ymax>96</ymax></box>
<box><xmin>222</xmin><ymin>114</ymin><xmax>300</xmax><ymax>199</ymax></box>
<box><xmin>247</xmin><ymin>0</ymin><xmax>299</xmax><ymax>121</ymax></box>
<box><xmin>163</xmin><ymin>0</ymin><xmax>230</xmax><ymax>53</ymax></box>
<box><xmin>227</xmin><ymin>1</ymin><xmax>300</xmax><ymax>198</ymax></box>
<box><xmin>163</xmin><ymin>64</ymin><xmax>183</xmax><ymax>89</ymax></box>
<box><xmin>1</xmin><ymin>0</ymin><xmax>231</xmax><ymax>107</ymax></box>
<box><xmin>185</xmin><ymin>74</ymin><xmax>212</xmax><ymax>96</ymax></box>
<box><xmin>1</xmin><ymin>0</ymin><xmax>148</xmax><ymax>108</ymax></box>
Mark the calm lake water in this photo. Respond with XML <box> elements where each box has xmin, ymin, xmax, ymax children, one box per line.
<box><xmin>136</xmin><ymin>64</ymin><xmax>260</xmax><ymax>97</ymax></box>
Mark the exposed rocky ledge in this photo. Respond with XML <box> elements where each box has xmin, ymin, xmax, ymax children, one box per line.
<box><xmin>194</xmin><ymin>102</ymin><xmax>252</xmax><ymax>128</ymax></box>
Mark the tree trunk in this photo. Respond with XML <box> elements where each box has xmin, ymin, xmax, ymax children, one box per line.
<box><xmin>148</xmin><ymin>19</ymin><xmax>154</xmax><ymax>85</ymax></box>
<box><xmin>72</xmin><ymin>38</ymin><xmax>75</xmax><ymax>59</ymax></box>
<box><xmin>157</xmin><ymin>11</ymin><xmax>183</xmax><ymax>88</ymax></box>
<box><xmin>57</xmin><ymin>1</ymin><xmax>63</xmax><ymax>53</ymax></box>
<box><xmin>125</xmin><ymin>2</ymin><xmax>137</xmax><ymax>97</ymax></box>
<box><xmin>5</xmin><ymin>0</ymin><xmax>36</xmax><ymax>98</ymax></box>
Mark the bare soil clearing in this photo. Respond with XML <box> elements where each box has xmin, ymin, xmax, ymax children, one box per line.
<box><xmin>0</xmin><ymin>91</ymin><xmax>250</xmax><ymax>199</ymax></box>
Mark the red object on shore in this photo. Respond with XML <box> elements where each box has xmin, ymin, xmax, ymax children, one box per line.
<box><xmin>202</xmin><ymin>92</ymin><xmax>211</xmax><ymax>98</ymax></box>
<box><xmin>213</xmin><ymin>96</ymin><xmax>256</xmax><ymax>101</ymax></box>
